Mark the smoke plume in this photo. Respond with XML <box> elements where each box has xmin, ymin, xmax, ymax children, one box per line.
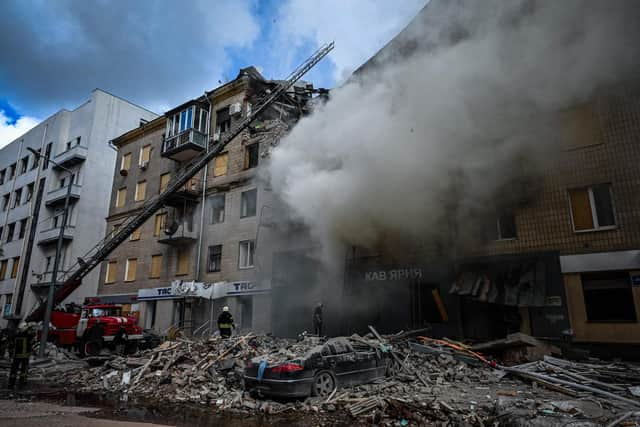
<box><xmin>268</xmin><ymin>0</ymin><xmax>640</xmax><ymax>261</ymax></box>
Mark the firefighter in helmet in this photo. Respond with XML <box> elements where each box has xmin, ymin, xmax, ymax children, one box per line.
<box><xmin>8</xmin><ymin>321</ymin><xmax>35</xmax><ymax>388</ymax></box>
<box><xmin>217</xmin><ymin>306</ymin><xmax>235</xmax><ymax>339</ymax></box>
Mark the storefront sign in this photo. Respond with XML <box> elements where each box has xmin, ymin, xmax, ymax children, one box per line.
<box><xmin>137</xmin><ymin>286</ymin><xmax>178</xmax><ymax>300</ymax></box>
<box><xmin>364</xmin><ymin>268</ymin><xmax>423</xmax><ymax>282</ymax></box>
<box><xmin>222</xmin><ymin>281</ymin><xmax>270</xmax><ymax>297</ymax></box>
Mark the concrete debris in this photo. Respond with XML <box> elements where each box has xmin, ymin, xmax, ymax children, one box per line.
<box><xmin>24</xmin><ymin>333</ymin><xmax>640</xmax><ymax>426</ymax></box>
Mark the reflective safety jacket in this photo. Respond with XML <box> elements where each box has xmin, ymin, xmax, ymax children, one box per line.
<box><xmin>217</xmin><ymin>311</ymin><xmax>235</xmax><ymax>329</ymax></box>
<box><xmin>13</xmin><ymin>331</ymin><xmax>34</xmax><ymax>359</ymax></box>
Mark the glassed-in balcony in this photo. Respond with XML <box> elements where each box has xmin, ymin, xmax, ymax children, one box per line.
<box><xmin>162</xmin><ymin>103</ymin><xmax>210</xmax><ymax>162</ymax></box>
<box><xmin>157</xmin><ymin>222</ymin><xmax>197</xmax><ymax>246</ymax></box>
<box><xmin>163</xmin><ymin>178</ymin><xmax>202</xmax><ymax>207</ymax></box>
<box><xmin>53</xmin><ymin>145</ymin><xmax>88</xmax><ymax>170</ymax></box>
<box><xmin>30</xmin><ymin>270</ymin><xmax>69</xmax><ymax>293</ymax></box>
<box><xmin>37</xmin><ymin>226</ymin><xmax>75</xmax><ymax>246</ymax></box>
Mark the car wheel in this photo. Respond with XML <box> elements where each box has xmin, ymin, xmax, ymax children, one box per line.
<box><xmin>312</xmin><ymin>371</ymin><xmax>336</xmax><ymax>397</ymax></box>
<box><xmin>386</xmin><ymin>357</ymin><xmax>402</xmax><ymax>377</ymax></box>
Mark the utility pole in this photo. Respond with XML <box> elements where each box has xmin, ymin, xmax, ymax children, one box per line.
<box><xmin>27</xmin><ymin>147</ymin><xmax>74</xmax><ymax>357</ymax></box>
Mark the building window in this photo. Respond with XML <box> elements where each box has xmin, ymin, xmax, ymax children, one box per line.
<box><xmin>121</xmin><ymin>153</ymin><xmax>132</xmax><ymax>172</ymax></box>
<box><xmin>12</xmin><ymin>188</ymin><xmax>21</xmax><ymax>208</ymax></box>
<box><xmin>0</xmin><ymin>169</ymin><xmax>5</xmax><ymax>185</ymax></box>
<box><xmin>8</xmin><ymin>163</ymin><xmax>16</xmax><ymax>179</ymax></box>
<box><xmin>215</xmin><ymin>107</ymin><xmax>231</xmax><ymax>135</ymax></box>
<box><xmin>30</xmin><ymin>150</ymin><xmax>40</xmax><ymax>169</ymax></box>
<box><xmin>19</xmin><ymin>157</ymin><xmax>28</xmax><ymax>174</ymax></box>
<box><xmin>124</xmin><ymin>258</ymin><xmax>137</xmax><ymax>282</ymax></box>
<box><xmin>129</xmin><ymin>228</ymin><xmax>141</xmax><ymax>241</ymax></box>
<box><xmin>569</xmin><ymin>184</ymin><xmax>615</xmax><ymax>232</ymax></box>
<box><xmin>0</xmin><ymin>226</ymin><xmax>3</xmax><ymax>241</ymax></box>
<box><xmin>2</xmin><ymin>194</ymin><xmax>9</xmax><ymax>211</ymax></box>
<box><xmin>208</xmin><ymin>245</ymin><xmax>222</xmax><ymax>272</ymax></box>
<box><xmin>244</xmin><ymin>143</ymin><xmax>259</xmax><ymax>170</ymax></box>
<box><xmin>6</xmin><ymin>223</ymin><xmax>14</xmax><ymax>242</ymax></box>
<box><xmin>116</xmin><ymin>187</ymin><xmax>127</xmax><ymax>207</ymax></box>
<box><xmin>150</xmin><ymin>254</ymin><xmax>162</xmax><ymax>279</ymax></box>
<box><xmin>42</xmin><ymin>143</ymin><xmax>52</xmax><ymax>170</ymax></box>
<box><xmin>494</xmin><ymin>213</ymin><xmax>516</xmax><ymax>240</ymax></box>
<box><xmin>10</xmin><ymin>257</ymin><xmax>20</xmax><ymax>279</ymax></box>
<box><xmin>209</xmin><ymin>194</ymin><xmax>225</xmax><ymax>224</ymax></box>
<box><xmin>240</xmin><ymin>188</ymin><xmax>257</xmax><ymax>218</ymax></box>
<box><xmin>76</xmin><ymin>136</ymin><xmax>81</xmax><ymax>146</ymax></box>
<box><xmin>18</xmin><ymin>219</ymin><xmax>27</xmax><ymax>239</ymax></box>
<box><xmin>238</xmin><ymin>240</ymin><xmax>255</xmax><ymax>269</ymax></box>
<box><xmin>159</xmin><ymin>173</ymin><xmax>171</xmax><ymax>193</ymax></box>
<box><xmin>0</xmin><ymin>260</ymin><xmax>7</xmax><ymax>280</ymax></box>
<box><xmin>3</xmin><ymin>293</ymin><xmax>12</xmax><ymax>316</ymax></box>
<box><xmin>154</xmin><ymin>213</ymin><xmax>167</xmax><ymax>237</ymax></box>
<box><xmin>105</xmin><ymin>261</ymin><xmax>117</xmax><ymax>284</ymax></box>
<box><xmin>140</xmin><ymin>145</ymin><xmax>151</xmax><ymax>166</ymax></box>
<box><xmin>177</xmin><ymin>249</ymin><xmax>190</xmax><ymax>275</ymax></box>
<box><xmin>25</xmin><ymin>182</ymin><xmax>34</xmax><ymax>203</ymax></box>
<box><xmin>45</xmin><ymin>256</ymin><xmax>52</xmax><ymax>272</ymax></box>
<box><xmin>134</xmin><ymin>180</ymin><xmax>147</xmax><ymax>202</ymax></box>
<box><xmin>582</xmin><ymin>271</ymin><xmax>636</xmax><ymax>322</ymax></box>
<box><xmin>213</xmin><ymin>153</ymin><xmax>228</xmax><ymax>177</ymax></box>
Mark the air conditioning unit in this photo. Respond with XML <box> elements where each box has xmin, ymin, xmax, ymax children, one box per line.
<box><xmin>139</xmin><ymin>161</ymin><xmax>149</xmax><ymax>171</ymax></box>
<box><xmin>229</xmin><ymin>102</ymin><xmax>242</xmax><ymax>116</ymax></box>
<box><xmin>119</xmin><ymin>169</ymin><xmax>128</xmax><ymax>177</ymax></box>
<box><xmin>213</xmin><ymin>133</ymin><xmax>220</xmax><ymax>142</ymax></box>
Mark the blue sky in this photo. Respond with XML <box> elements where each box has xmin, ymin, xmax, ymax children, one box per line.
<box><xmin>0</xmin><ymin>0</ymin><xmax>426</xmax><ymax>146</ymax></box>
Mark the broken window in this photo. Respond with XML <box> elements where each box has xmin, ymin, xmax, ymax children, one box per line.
<box><xmin>42</xmin><ymin>143</ymin><xmax>52</xmax><ymax>171</ymax></box>
<box><xmin>105</xmin><ymin>261</ymin><xmax>117</xmax><ymax>284</ymax></box>
<box><xmin>209</xmin><ymin>194</ymin><xmax>225</xmax><ymax>224</ymax></box>
<box><xmin>177</xmin><ymin>248</ymin><xmax>190</xmax><ymax>275</ymax></box>
<box><xmin>124</xmin><ymin>258</ymin><xmax>137</xmax><ymax>282</ymax></box>
<box><xmin>216</xmin><ymin>107</ymin><xmax>231</xmax><ymax>135</ymax></box>
<box><xmin>121</xmin><ymin>153</ymin><xmax>132</xmax><ymax>172</ymax></box>
<box><xmin>208</xmin><ymin>245</ymin><xmax>222</xmax><ymax>272</ymax></box>
<box><xmin>150</xmin><ymin>254</ymin><xmax>162</xmax><ymax>279</ymax></box>
<box><xmin>240</xmin><ymin>188</ymin><xmax>257</xmax><ymax>218</ymax></box>
<box><xmin>495</xmin><ymin>213</ymin><xmax>517</xmax><ymax>240</ymax></box>
<box><xmin>238</xmin><ymin>240</ymin><xmax>255</xmax><ymax>269</ymax></box>
<box><xmin>25</xmin><ymin>182</ymin><xmax>34</xmax><ymax>203</ymax></box>
<box><xmin>213</xmin><ymin>153</ymin><xmax>228</xmax><ymax>177</ymax></box>
<box><xmin>244</xmin><ymin>143</ymin><xmax>259</xmax><ymax>170</ymax></box>
<box><xmin>10</xmin><ymin>256</ymin><xmax>20</xmax><ymax>279</ymax></box>
<box><xmin>569</xmin><ymin>184</ymin><xmax>615</xmax><ymax>231</ymax></box>
<box><xmin>18</xmin><ymin>219</ymin><xmax>27</xmax><ymax>239</ymax></box>
<box><xmin>6</xmin><ymin>223</ymin><xmax>14</xmax><ymax>243</ymax></box>
<box><xmin>19</xmin><ymin>156</ymin><xmax>28</xmax><ymax>174</ymax></box>
<box><xmin>582</xmin><ymin>271</ymin><xmax>636</xmax><ymax>322</ymax></box>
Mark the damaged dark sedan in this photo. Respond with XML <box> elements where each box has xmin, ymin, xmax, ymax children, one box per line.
<box><xmin>244</xmin><ymin>337</ymin><xmax>399</xmax><ymax>398</ymax></box>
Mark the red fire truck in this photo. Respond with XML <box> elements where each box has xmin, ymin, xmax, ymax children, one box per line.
<box><xmin>47</xmin><ymin>304</ymin><xmax>143</xmax><ymax>356</ymax></box>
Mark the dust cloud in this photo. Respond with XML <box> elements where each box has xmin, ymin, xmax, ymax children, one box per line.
<box><xmin>268</xmin><ymin>0</ymin><xmax>640</xmax><ymax>262</ymax></box>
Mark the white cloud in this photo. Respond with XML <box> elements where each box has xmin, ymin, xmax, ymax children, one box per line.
<box><xmin>0</xmin><ymin>111</ymin><xmax>39</xmax><ymax>148</ymax></box>
<box><xmin>275</xmin><ymin>0</ymin><xmax>428</xmax><ymax>82</ymax></box>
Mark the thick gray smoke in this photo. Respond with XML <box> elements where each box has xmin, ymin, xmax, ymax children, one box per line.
<box><xmin>268</xmin><ymin>0</ymin><xmax>640</xmax><ymax>262</ymax></box>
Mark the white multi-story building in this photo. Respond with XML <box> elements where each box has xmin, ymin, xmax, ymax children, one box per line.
<box><xmin>0</xmin><ymin>89</ymin><xmax>156</xmax><ymax>326</ymax></box>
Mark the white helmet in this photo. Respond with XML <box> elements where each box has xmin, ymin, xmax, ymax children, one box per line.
<box><xmin>18</xmin><ymin>321</ymin><xmax>28</xmax><ymax>332</ymax></box>
<box><xmin>223</xmin><ymin>306</ymin><xmax>229</xmax><ymax>312</ymax></box>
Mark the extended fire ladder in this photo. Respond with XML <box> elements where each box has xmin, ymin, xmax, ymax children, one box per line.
<box><xmin>27</xmin><ymin>42</ymin><xmax>335</xmax><ymax>322</ymax></box>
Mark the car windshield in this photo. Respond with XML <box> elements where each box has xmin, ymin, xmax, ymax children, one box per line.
<box><xmin>90</xmin><ymin>307</ymin><xmax>121</xmax><ymax>317</ymax></box>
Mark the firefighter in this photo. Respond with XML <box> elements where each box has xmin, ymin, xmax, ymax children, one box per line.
<box><xmin>217</xmin><ymin>306</ymin><xmax>235</xmax><ymax>338</ymax></box>
<box><xmin>8</xmin><ymin>322</ymin><xmax>35</xmax><ymax>389</ymax></box>
<box><xmin>313</xmin><ymin>302</ymin><xmax>324</xmax><ymax>336</ymax></box>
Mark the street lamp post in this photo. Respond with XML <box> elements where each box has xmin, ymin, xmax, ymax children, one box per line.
<box><xmin>27</xmin><ymin>147</ymin><xmax>74</xmax><ymax>358</ymax></box>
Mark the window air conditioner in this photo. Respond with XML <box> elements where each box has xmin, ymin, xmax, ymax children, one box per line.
<box><xmin>139</xmin><ymin>161</ymin><xmax>149</xmax><ymax>171</ymax></box>
<box><xmin>229</xmin><ymin>102</ymin><xmax>242</xmax><ymax>116</ymax></box>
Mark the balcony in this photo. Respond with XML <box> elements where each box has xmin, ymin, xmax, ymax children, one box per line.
<box><xmin>162</xmin><ymin>128</ymin><xmax>207</xmax><ymax>162</ymax></box>
<box><xmin>164</xmin><ymin>178</ymin><xmax>202</xmax><ymax>208</ymax></box>
<box><xmin>45</xmin><ymin>184</ymin><xmax>82</xmax><ymax>207</ymax></box>
<box><xmin>157</xmin><ymin>224</ymin><xmax>197</xmax><ymax>246</ymax></box>
<box><xmin>53</xmin><ymin>145</ymin><xmax>88</xmax><ymax>170</ymax></box>
<box><xmin>37</xmin><ymin>226</ymin><xmax>75</xmax><ymax>246</ymax></box>
<box><xmin>30</xmin><ymin>271</ymin><xmax>68</xmax><ymax>293</ymax></box>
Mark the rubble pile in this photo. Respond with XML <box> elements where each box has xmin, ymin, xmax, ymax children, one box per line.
<box><xmin>37</xmin><ymin>332</ymin><xmax>640</xmax><ymax>425</ymax></box>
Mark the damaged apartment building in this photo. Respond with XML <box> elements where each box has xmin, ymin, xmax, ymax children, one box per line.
<box><xmin>272</xmin><ymin>0</ymin><xmax>640</xmax><ymax>354</ymax></box>
<box><xmin>96</xmin><ymin>67</ymin><xmax>324</xmax><ymax>335</ymax></box>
